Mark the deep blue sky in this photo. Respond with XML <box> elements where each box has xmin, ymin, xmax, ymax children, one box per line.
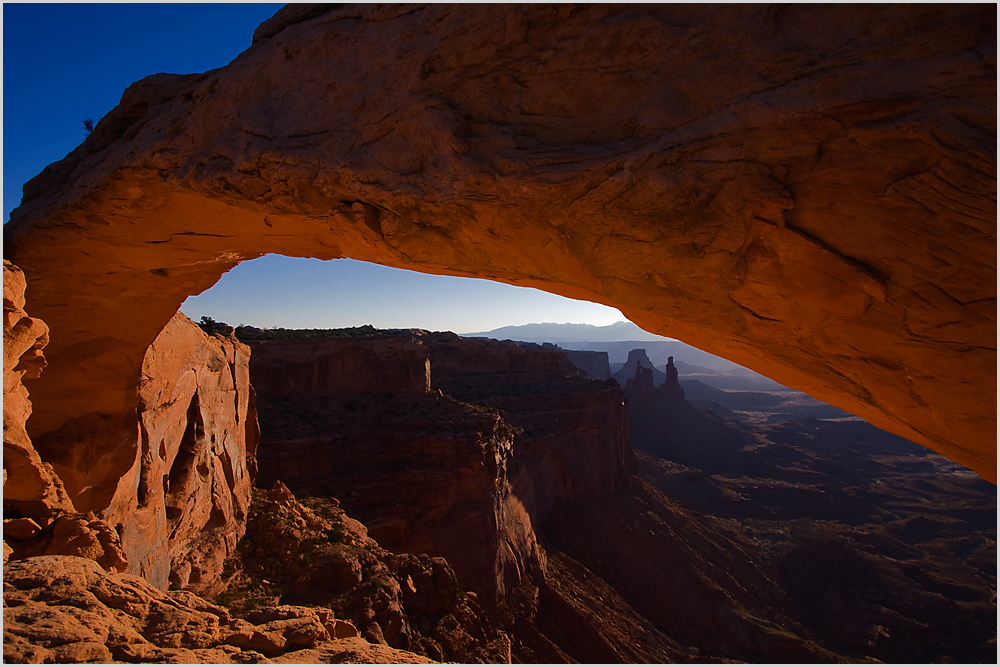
<box><xmin>3</xmin><ymin>2</ymin><xmax>628</xmax><ymax>333</ymax></box>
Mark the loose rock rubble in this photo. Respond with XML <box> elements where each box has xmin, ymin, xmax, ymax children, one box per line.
<box><xmin>2</xmin><ymin>554</ymin><xmax>432</xmax><ymax>664</ymax></box>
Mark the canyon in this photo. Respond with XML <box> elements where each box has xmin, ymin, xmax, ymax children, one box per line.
<box><xmin>4</xmin><ymin>259</ymin><xmax>996</xmax><ymax>661</ymax></box>
<box><xmin>2</xmin><ymin>3</ymin><xmax>995</xmax><ymax>664</ymax></box>
<box><xmin>195</xmin><ymin>325</ymin><xmax>1000</xmax><ymax>662</ymax></box>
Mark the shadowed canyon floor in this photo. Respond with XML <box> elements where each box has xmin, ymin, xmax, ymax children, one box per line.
<box><xmin>3</xmin><ymin>320</ymin><xmax>996</xmax><ymax>662</ymax></box>
<box><xmin>234</xmin><ymin>327</ymin><xmax>994</xmax><ymax>663</ymax></box>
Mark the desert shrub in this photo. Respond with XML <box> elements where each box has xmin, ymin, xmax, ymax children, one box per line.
<box><xmin>326</xmin><ymin>523</ymin><xmax>346</xmax><ymax>544</ymax></box>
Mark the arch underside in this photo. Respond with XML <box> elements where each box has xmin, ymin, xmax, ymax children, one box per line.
<box><xmin>4</xmin><ymin>3</ymin><xmax>995</xmax><ymax>510</ymax></box>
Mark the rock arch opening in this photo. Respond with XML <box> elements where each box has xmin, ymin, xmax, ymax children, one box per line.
<box><xmin>3</xmin><ymin>2</ymin><xmax>995</xmax><ymax>530</ymax></box>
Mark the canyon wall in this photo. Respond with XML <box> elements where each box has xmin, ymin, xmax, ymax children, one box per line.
<box><xmin>4</xmin><ymin>265</ymin><xmax>254</xmax><ymax>596</ymax></box>
<box><xmin>423</xmin><ymin>333</ymin><xmax>636</xmax><ymax>517</ymax></box>
<box><xmin>251</xmin><ymin>332</ymin><xmax>635</xmax><ymax>608</ymax></box>
<box><xmin>564</xmin><ymin>350</ymin><xmax>611</xmax><ymax>380</ymax></box>
<box><xmin>249</xmin><ymin>336</ymin><xmax>431</xmax><ymax>397</ymax></box>
<box><xmin>2</xmin><ymin>4</ymin><xmax>994</xmax><ymax>483</ymax></box>
<box><xmin>3</xmin><ymin>260</ymin><xmax>74</xmax><ymax>524</ymax></box>
<box><xmin>116</xmin><ymin>313</ymin><xmax>256</xmax><ymax>594</ymax></box>
<box><xmin>4</xmin><ymin>260</ymin><xmax>127</xmax><ymax>573</ymax></box>
<box><xmin>250</xmin><ymin>334</ymin><xmax>545</xmax><ymax>608</ymax></box>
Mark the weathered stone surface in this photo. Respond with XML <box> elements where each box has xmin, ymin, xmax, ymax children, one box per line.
<box><xmin>2</xmin><ymin>260</ymin><xmax>73</xmax><ymax>521</ymax></box>
<box><xmin>4</xmin><ymin>261</ymin><xmax>128</xmax><ymax>573</ymax></box>
<box><xmin>2</xmin><ymin>554</ymin><xmax>434</xmax><ymax>664</ymax></box>
<box><xmin>2</xmin><ymin>4</ymin><xmax>995</xmax><ymax>480</ymax></box>
<box><xmin>220</xmin><ymin>483</ymin><xmax>507</xmax><ymax>662</ymax></box>
<box><xmin>4</xmin><ymin>267</ymin><xmax>255</xmax><ymax>595</ymax></box>
<box><xmin>106</xmin><ymin>312</ymin><xmax>256</xmax><ymax>595</ymax></box>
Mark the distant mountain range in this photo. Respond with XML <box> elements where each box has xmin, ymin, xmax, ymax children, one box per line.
<box><xmin>461</xmin><ymin>321</ymin><xmax>791</xmax><ymax>389</ymax></box>
<box><xmin>461</xmin><ymin>320</ymin><xmax>671</xmax><ymax>343</ymax></box>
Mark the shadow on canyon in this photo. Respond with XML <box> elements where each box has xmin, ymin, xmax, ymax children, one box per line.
<box><xmin>3</xmin><ymin>309</ymin><xmax>995</xmax><ymax>663</ymax></box>
<box><xmin>235</xmin><ymin>324</ymin><xmax>996</xmax><ymax>664</ymax></box>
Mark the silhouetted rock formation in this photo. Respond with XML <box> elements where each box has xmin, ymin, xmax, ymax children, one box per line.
<box><xmin>613</xmin><ymin>348</ymin><xmax>665</xmax><ymax>386</ymax></box>
<box><xmin>624</xmin><ymin>351</ymin><xmax>753</xmax><ymax>469</ymax></box>
<box><xmin>563</xmin><ymin>349</ymin><xmax>611</xmax><ymax>380</ymax></box>
<box><xmin>625</xmin><ymin>360</ymin><xmax>655</xmax><ymax>394</ymax></box>
<box><xmin>662</xmin><ymin>356</ymin><xmax>684</xmax><ymax>399</ymax></box>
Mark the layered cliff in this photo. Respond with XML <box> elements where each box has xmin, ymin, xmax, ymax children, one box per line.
<box><xmin>250</xmin><ymin>334</ymin><xmax>544</xmax><ymax>609</ymax></box>
<box><xmin>249</xmin><ymin>336</ymin><xmax>431</xmax><ymax>397</ymax></box>
<box><xmin>254</xmin><ymin>392</ymin><xmax>541</xmax><ymax>611</ymax></box>
<box><xmin>250</xmin><ymin>331</ymin><xmax>635</xmax><ymax>611</ymax></box>
<box><xmin>564</xmin><ymin>349</ymin><xmax>611</xmax><ymax>380</ymax></box>
<box><xmin>424</xmin><ymin>333</ymin><xmax>635</xmax><ymax>518</ymax></box>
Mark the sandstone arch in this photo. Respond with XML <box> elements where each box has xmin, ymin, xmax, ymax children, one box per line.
<box><xmin>4</xmin><ymin>2</ymin><xmax>996</xmax><ymax>508</ymax></box>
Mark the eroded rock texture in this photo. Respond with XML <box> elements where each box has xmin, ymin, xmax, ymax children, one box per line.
<box><xmin>3</xmin><ymin>4</ymin><xmax>995</xmax><ymax>480</ymax></box>
<box><xmin>3</xmin><ymin>260</ymin><xmax>72</xmax><ymax>523</ymax></box>
<box><xmin>3</xmin><ymin>555</ymin><xmax>432</xmax><ymax>664</ymax></box>
<box><xmin>5</xmin><ymin>261</ymin><xmax>256</xmax><ymax>596</ymax></box>
<box><xmin>120</xmin><ymin>313</ymin><xmax>256</xmax><ymax>594</ymax></box>
<box><xmin>4</xmin><ymin>261</ymin><xmax>127</xmax><ymax>574</ymax></box>
<box><xmin>253</xmin><ymin>332</ymin><xmax>635</xmax><ymax>610</ymax></box>
<box><xmin>251</xmin><ymin>334</ymin><xmax>545</xmax><ymax>609</ymax></box>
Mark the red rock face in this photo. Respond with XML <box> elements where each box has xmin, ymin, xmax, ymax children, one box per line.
<box><xmin>14</xmin><ymin>309</ymin><xmax>260</xmax><ymax>596</ymax></box>
<box><xmin>110</xmin><ymin>313</ymin><xmax>257</xmax><ymax>595</ymax></box>
<box><xmin>423</xmin><ymin>334</ymin><xmax>636</xmax><ymax>517</ymax></box>
<box><xmin>1</xmin><ymin>3</ymin><xmax>994</xmax><ymax>500</ymax></box>
<box><xmin>3</xmin><ymin>260</ymin><xmax>73</xmax><ymax>522</ymax></box>
<box><xmin>4</xmin><ymin>261</ymin><xmax>127</xmax><ymax>573</ymax></box>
